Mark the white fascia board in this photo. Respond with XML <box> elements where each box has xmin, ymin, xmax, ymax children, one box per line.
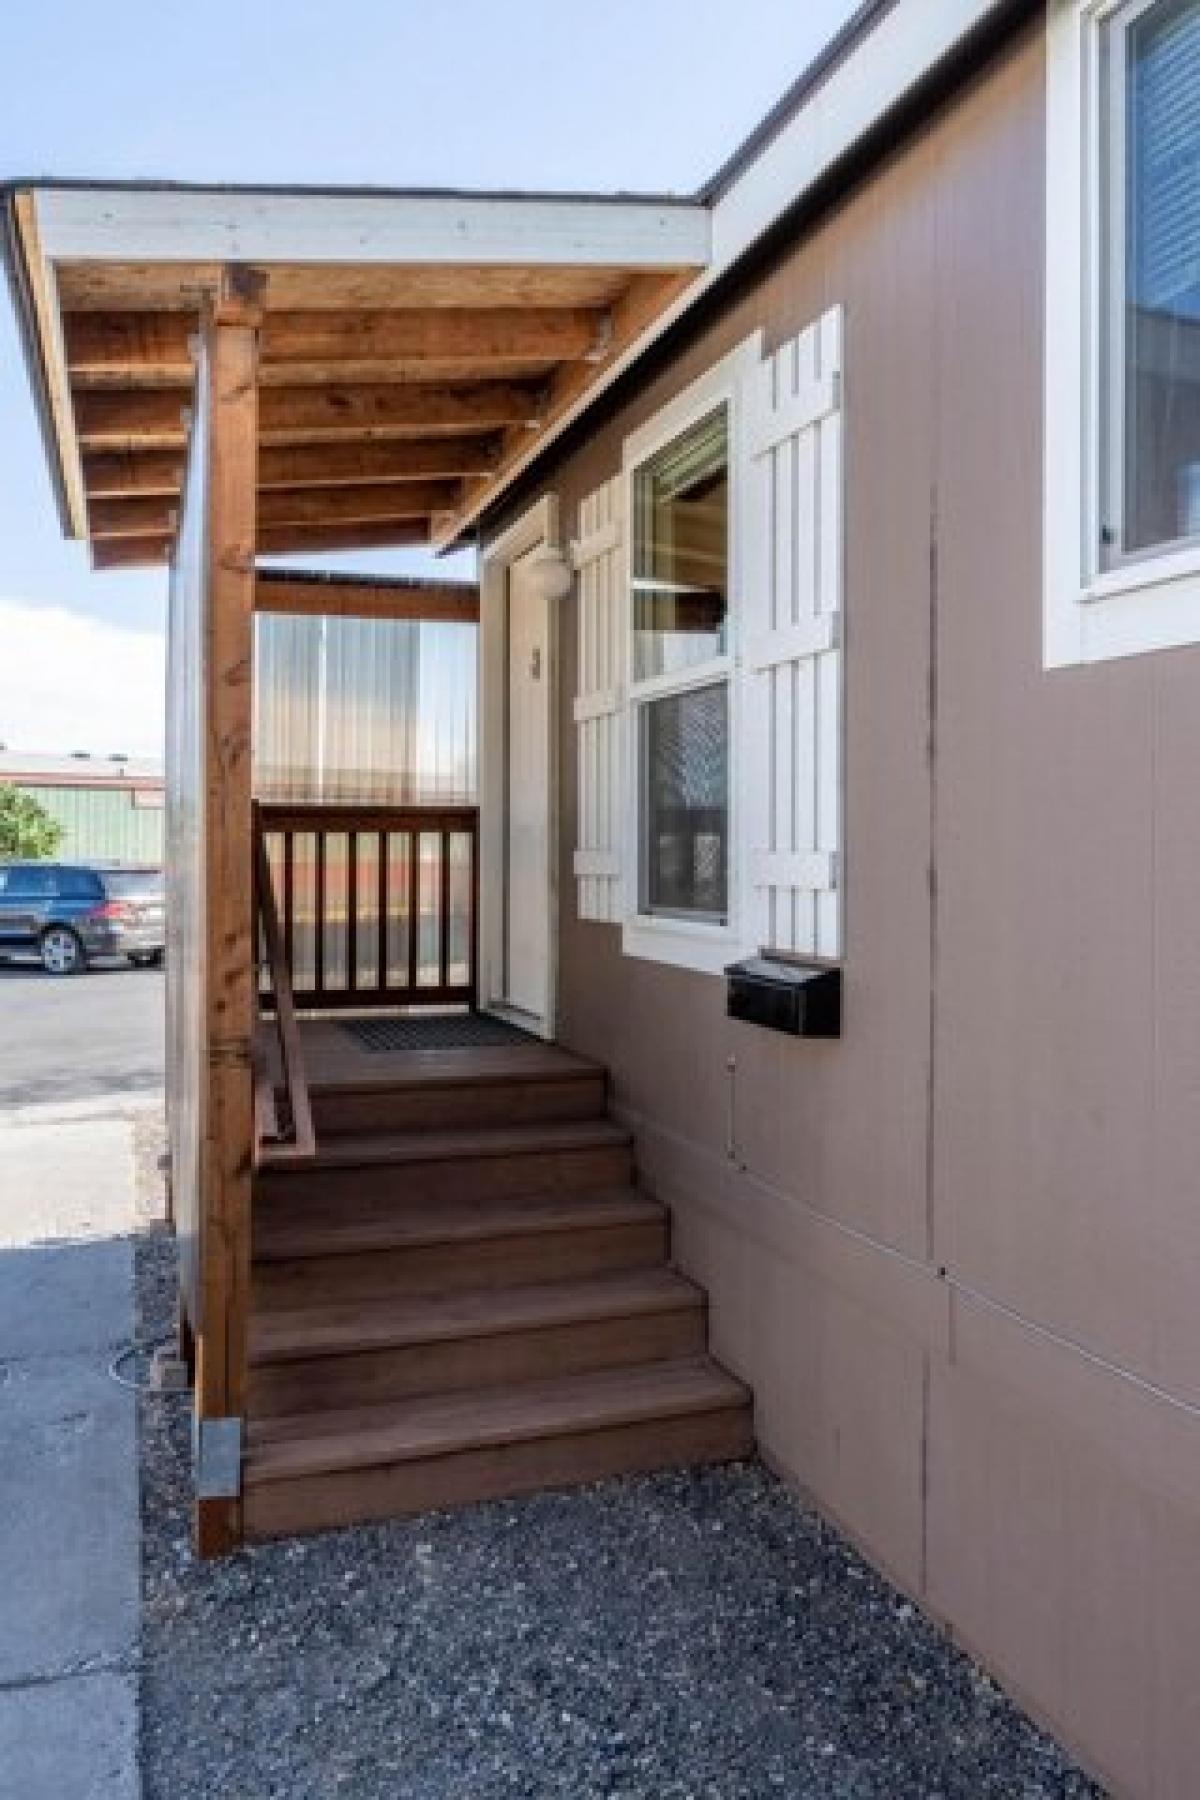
<box><xmin>708</xmin><ymin>0</ymin><xmax>1011</xmax><ymax>264</ymax></box>
<box><xmin>32</xmin><ymin>187</ymin><xmax>711</xmax><ymax>269</ymax></box>
<box><xmin>471</xmin><ymin>0</ymin><xmax>1014</xmax><ymax>542</ymax></box>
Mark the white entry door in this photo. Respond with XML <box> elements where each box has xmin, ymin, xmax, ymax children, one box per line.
<box><xmin>504</xmin><ymin>549</ymin><xmax>551</xmax><ymax>1023</ymax></box>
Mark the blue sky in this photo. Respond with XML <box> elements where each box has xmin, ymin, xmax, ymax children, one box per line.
<box><xmin>0</xmin><ymin>0</ymin><xmax>855</xmax><ymax>752</ymax></box>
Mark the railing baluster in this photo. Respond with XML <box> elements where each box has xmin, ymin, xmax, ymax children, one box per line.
<box><xmin>347</xmin><ymin>830</ymin><xmax>358</xmax><ymax>993</ymax></box>
<box><xmin>282</xmin><ymin>831</ymin><xmax>294</xmax><ymax>996</ymax></box>
<box><xmin>438</xmin><ymin>829</ymin><xmax>450</xmax><ymax>992</ymax></box>
<box><xmin>256</xmin><ymin>805</ymin><xmax>478</xmax><ymax>1012</ymax></box>
<box><xmin>314</xmin><ymin>828</ymin><xmax>326</xmax><ymax>1002</ymax></box>
<box><xmin>377</xmin><ymin>831</ymin><xmax>388</xmax><ymax>995</ymax></box>
<box><xmin>407</xmin><ymin>828</ymin><xmax>419</xmax><ymax>993</ymax></box>
<box><xmin>469</xmin><ymin>826</ymin><xmax>480</xmax><ymax>1010</ymax></box>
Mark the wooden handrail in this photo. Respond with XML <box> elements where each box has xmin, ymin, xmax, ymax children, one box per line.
<box><xmin>252</xmin><ymin>804</ymin><xmax>316</xmax><ymax>1165</ymax></box>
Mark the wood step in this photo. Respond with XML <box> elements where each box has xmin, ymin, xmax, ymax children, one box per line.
<box><xmin>242</xmin><ymin>1357</ymin><xmax>754</xmax><ymax>1540</ymax></box>
<box><xmin>247</xmin><ymin>1268</ymin><xmax>707</xmax><ymax>1415</ymax></box>
<box><xmin>255</xmin><ymin>1118</ymin><xmax>634</xmax><ymax>1211</ymax></box>
<box><xmin>303</xmin><ymin>1063</ymin><xmax>608</xmax><ymax>1137</ymax></box>
<box><xmin>252</xmin><ymin>1187</ymin><xmax>668</xmax><ymax>1308</ymax></box>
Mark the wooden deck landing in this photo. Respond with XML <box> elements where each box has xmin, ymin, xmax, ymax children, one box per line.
<box><xmin>258</xmin><ymin>1013</ymin><xmax>598</xmax><ymax>1094</ymax></box>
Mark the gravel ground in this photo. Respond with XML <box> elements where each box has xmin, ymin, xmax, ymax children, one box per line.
<box><xmin>133</xmin><ymin>1220</ymin><xmax>1105</xmax><ymax>1800</ymax></box>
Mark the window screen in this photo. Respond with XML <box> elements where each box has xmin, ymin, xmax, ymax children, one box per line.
<box><xmin>639</xmin><ymin>683</ymin><xmax>729</xmax><ymax>923</ymax></box>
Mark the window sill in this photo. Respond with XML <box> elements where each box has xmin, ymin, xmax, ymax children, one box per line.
<box><xmin>1050</xmin><ymin>558</ymin><xmax>1200</xmax><ymax>668</ymax></box>
<box><xmin>622</xmin><ymin>913</ymin><xmax>744</xmax><ymax>977</ymax></box>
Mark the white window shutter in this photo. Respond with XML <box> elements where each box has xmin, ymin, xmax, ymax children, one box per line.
<box><xmin>744</xmin><ymin>305</ymin><xmax>844</xmax><ymax>959</ymax></box>
<box><xmin>571</xmin><ymin>475</ymin><xmax>625</xmax><ymax>923</ymax></box>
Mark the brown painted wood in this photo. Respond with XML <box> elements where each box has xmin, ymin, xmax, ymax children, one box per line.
<box><xmin>254</xmin><ymin>571</ymin><xmax>479</xmax><ymax>623</ymax></box>
<box><xmin>242</xmin><ymin>1358</ymin><xmax>750</xmax><ymax>1539</ymax></box>
<box><xmin>305</xmin><ymin>1069</ymin><xmax>607</xmax><ymax>1137</ymax></box>
<box><xmin>244</xmin><ymin>1402</ymin><xmax>751</xmax><ymax>1541</ymax></box>
<box><xmin>256</xmin><ymin>804</ymin><xmax>478</xmax><ymax>1010</ymax></box>
<box><xmin>252</xmin><ymin>1187</ymin><xmax>666</xmax><ymax>1309</ymax></box>
<box><xmin>247</xmin><ymin>1269</ymin><xmax>706</xmax><ymax>1414</ymax></box>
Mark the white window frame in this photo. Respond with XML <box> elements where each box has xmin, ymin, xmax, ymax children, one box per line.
<box><xmin>1045</xmin><ymin>0</ymin><xmax>1200</xmax><ymax>667</ymax></box>
<box><xmin>620</xmin><ymin>335</ymin><xmax>762</xmax><ymax>974</ymax></box>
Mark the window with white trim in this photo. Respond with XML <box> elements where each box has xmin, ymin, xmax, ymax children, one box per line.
<box><xmin>1045</xmin><ymin>0</ymin><xmax>1200</xmax><ymax>666</ymax></box>
<box><xmin>571</xmin><ymin>316</ymin><xmax>844</xmax><ymax>978</ymax></box>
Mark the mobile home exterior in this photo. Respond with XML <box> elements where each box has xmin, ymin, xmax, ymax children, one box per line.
<box><xmin>5</xmin><ymin>1</ymin><xmax>1200</xmax><ymax>1791</ymax></box>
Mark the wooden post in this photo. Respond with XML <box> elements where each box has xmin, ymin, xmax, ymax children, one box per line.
<box><xmin>194</xmin><ymin>267</ymin><xmax>262</xmax><ymax>1557</ymax></box>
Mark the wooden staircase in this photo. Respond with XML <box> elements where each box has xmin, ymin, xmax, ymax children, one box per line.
<box><xmin>245</xmin><ymin>1045</ymin><xmax>753</xmax><ymax>1541</ymax></box>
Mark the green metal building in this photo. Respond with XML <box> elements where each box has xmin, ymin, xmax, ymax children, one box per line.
<box><xmin>0</xmin><ymin>752</ymin><xmax>163</xmax><ymax>863</ymax></box>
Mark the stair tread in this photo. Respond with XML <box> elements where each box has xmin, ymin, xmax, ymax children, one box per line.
<box><xmin>245</xmin><ymin>1357</ymin><xmax>751</xmax><ymax>1483</ymax></box>
<box><xmin>250</xmin><ymin>1267</ymin><xmax>702</xmax><ymax>1365</ymax></box>
<box><xmin>259</xmin><ymin>1117</ymin><xmax>631</xmax><ymax>1175</ymax></box>
<box><xmin>254</xmin><ymin>1185</ymin><xmax>663</xmax><ymax>1263</ymax></box>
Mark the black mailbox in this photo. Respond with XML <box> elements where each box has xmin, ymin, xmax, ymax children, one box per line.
<box><xmin>726</xmin><ymin>956</ymin><xmax>842</xmax><ymax>1038</ymax></box>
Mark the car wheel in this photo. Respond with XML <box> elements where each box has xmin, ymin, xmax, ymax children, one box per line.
<box><xmin>128</xmin><ymin>950</ymin><xmax>164</xmax><ymax>968</ymax></box>
<box><xmin>41</xmin><ymin>926</ymin><xmax>85</xmax><ymax>976</ymax></box>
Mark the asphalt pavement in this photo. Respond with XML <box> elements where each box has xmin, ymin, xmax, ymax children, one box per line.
<box><xmin>0</xmin><ymin>960</ymin><xmax>164</xmax><ymax>1108</ymax></box>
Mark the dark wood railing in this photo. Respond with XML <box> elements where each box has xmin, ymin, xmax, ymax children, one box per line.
<box><xmin>252</xmin><ymin>809</ymin><xmax>315</xmax><ymax>1166</ymax></box>
<box><xmin>255</xmin><ymin>802</ymin><xmax>479</xmax><ymax>1012</ymax></box>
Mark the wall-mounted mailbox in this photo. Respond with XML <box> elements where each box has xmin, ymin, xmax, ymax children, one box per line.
<box><xmin>726</xmin><ymin>956</ymin><xmax>842</xmax><ymax>1038</ymax></box>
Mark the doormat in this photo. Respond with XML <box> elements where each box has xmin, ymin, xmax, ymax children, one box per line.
<box><xmin>340</xmin><ymin>1012</ymin><xmax>541</xmax><ymax>1053</ymax></box>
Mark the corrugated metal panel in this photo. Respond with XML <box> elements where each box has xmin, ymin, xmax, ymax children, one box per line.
<box><xmin>253</xmin><ymin>613</ymin><xmax>476</xmax><ymax>804</ymax></box>
<box><xmin>15</xmin><ymin>782</ymin><xmax>163</xmax><ymax>863</ymax></box>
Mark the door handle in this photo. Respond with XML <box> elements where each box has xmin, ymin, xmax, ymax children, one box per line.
<box><xmin>529</xmin><ymin>647</ymin><xmax>542</xmax><ymax>680</ymax></box>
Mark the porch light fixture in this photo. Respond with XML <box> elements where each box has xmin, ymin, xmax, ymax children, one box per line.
<box><xmin>524</xmin><ymin>544</ymin><xmax>573</xmax><ymax>602</ymax></box>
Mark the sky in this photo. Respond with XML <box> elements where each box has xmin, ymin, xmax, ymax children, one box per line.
<box><xmin>0</xmin><ymin>0</ymin><xmax>857</xmax><ymax>757</ymax></box>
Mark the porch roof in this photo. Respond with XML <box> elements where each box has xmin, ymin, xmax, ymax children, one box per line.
<box><xmin>1</xmin><ymin>0</ymin><xmax>1018</xmax><ymax>570</ymax></box>
<box><xmin>2</xmin><ymin>183</ymin><xmax>709</xmax><ymax>568</ymax></box>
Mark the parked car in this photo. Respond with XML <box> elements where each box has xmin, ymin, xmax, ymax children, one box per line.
<box><xmin>0</xmin><ymin>862</ymin><xmax>165</xmax><ymax>974</ymax></box>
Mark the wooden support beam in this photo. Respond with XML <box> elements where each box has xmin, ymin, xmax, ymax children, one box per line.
<box><xmin>257</xmin><ymin>436</ymin><xmax>500</xmax><ymax>488</ymax></box>
<box><xmin>75</xmin><ymin>381</ymin><xmax>543</xmax><ymax>450</ymax></box>
<box><xmin>257</xmin><ymin>381</ymin><xmax>544</xmax><ymax>444</ymax></box>
<box><xmin>195</xmin><ymin>271</ymin><xmax>261</xmax><ymax>1558</ymax></box>
<box><xmin>91</xmin><ymin>479</ymin><xmax>459</xmax><ymax>541</ymax></box>
<box><xmin>90</xmin><ymin>495</ymin><xmax>176</xmax><ymax>539</ymax></box>
<box><xmin>257</xmin><ymin>480</ymin><xmax>459</xmax><ymax>529</ymax></box>
<box><xmin>83</xmin><ymin>438</ymin><xmax>498</xmax><ymax>501</ymax></box>
<box><xmin>83</xmin><ymin>449</ymin><xmax>187</xmax><ymax>498</ymax></box>
<box><xmin>91</xmin><ymin>533</ymin><xmax>173</xmax><ymax>569</ymax></box>
<box><xmin>64</xmin><ymin>306</ymin><xmax>607</xmax><ymax>383</ymax></box>
<box><xmin>255</xmin><ymin>571</ymin><xmax>479</xmax><ymax>623</ymax></box>
<box><xmin>257</xmin><ymin>519</ymin><xmax>430</xmax><ymax>555</ymax></box>
<box><xmin>436</xmin><ymin>269</ymin><xmax>698</xmax><ymax>546</ymax></box>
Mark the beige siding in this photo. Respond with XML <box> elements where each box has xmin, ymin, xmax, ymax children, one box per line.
<box><xmin>490</xmin><ymin>19</ymin><xmax>1200</xmax><ymax>1798</ymax></box>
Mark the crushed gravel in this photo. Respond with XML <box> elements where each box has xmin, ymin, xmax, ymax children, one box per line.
<box><xmin>134</xmin><ymin>1228</ymin><xmax>1104</xmax><ymax>1800</ymax></box>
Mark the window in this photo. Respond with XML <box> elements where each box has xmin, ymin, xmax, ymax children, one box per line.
<box><xmin>573</xmin><ymin>322</ymin><xmax>843</xmax><ymax>975</ymax></box>
<box><xmin>1045</xmin><ymin>0</ymin><xmax>1200</xmax><ymax>665</ymax></box>
<box><xmin>1101</xmin><ymin>0</ymin><xmax>1200</xmax><ymax>564</ymax></box>
<box><xmin>632</xmin><ymin>408</ymin><xmax>731</xmax><ymax>928</ymax></box>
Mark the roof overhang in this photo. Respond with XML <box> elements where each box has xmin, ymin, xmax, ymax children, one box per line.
<box><xmin>1</xmin><ymin>0</ymin><xmax>1018</xmax><ymax>569</ymax></box>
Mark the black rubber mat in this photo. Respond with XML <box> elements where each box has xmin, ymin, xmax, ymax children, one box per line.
<box><xmin>340</xmin><ymin>1012</ymin><xmax>540</xmax><ymax>1053</ymax></box>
